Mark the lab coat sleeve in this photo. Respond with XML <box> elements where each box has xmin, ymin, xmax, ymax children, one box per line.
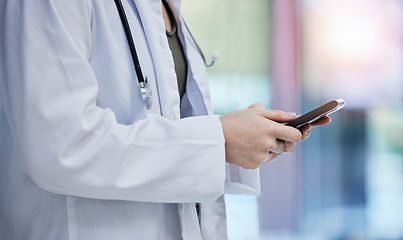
<box><xmin>0</xmin><ymin>0</ymin><xmax>225</xmax><ymax>203</ymax></box>
<box><xmin>225</xmin><ymin>164</ymin><xmax>261</xmax><ymax>195</ymax></box>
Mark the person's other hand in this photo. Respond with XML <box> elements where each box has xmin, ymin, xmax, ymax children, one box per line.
<box><xmin>219</xmin><ymin>103</ymin><xmax>302</xmax><ymax>169</ymax></box>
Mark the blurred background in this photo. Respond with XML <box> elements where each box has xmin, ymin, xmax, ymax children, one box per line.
<box><xmin>182</xmin><ymin>0</ymin><xmax>403</xmax><ymax>239</ymax></box>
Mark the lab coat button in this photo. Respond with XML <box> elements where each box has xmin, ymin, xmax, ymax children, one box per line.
<box><xmin>159</xmin><ymin>36</ymin><xmax>168</xmax><ymax>49</ymax></box>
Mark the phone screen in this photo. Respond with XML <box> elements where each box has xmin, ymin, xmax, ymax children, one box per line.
<box><xmin>285</xmin><ymin>99</ymin><xmax>345</xmax><ymax>129</ymax></box>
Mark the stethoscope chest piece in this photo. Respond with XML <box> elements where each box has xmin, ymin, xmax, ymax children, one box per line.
<box><xmin>114</xmin><ymin>0</ymin><xmax>153</xmax><ymax>110</ymax></box>
<box><xmin>114</xmin><ymin>0</ymin><xmax>217</xmax><ymax>110</ymax></box>
<box><xmin>140</xmin><ymin>77</ymin><xmax>152</xmax><ymax>110</ymax></box>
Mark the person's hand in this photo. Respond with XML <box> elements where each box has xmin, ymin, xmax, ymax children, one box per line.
<box><xmin>264</xmin><ymin>116</ymin><xmax>332</xmax><ymax>162</ymax></box>
<box><xmin>219</xmin><ymin>103</ymin><xmax>303</xmax><ymax>169</ymax></box>
<box><xmin>266</xmin><ymin>114</ymin><xmax>332</xmax><ymax>162</ymax></box>
<box><xmin>264</xmin><ymin>139</ymin><xmax>297</xmax><ymax>163</ymax></box>
<box><xmin>299</xmin><ymin>116</ymin><xmax>332</xmax><ymax>141</ymax></box>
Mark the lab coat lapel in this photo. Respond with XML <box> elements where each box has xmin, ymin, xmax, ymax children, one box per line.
<box><xmin>132</xmin><ymin>0</ymin><xmax>181</xmax><ymax>119</ymax></box>
<box><xmin>178</xmin><ymin>203</ymin><xmax>203</xmax><ymax>240</ymax></box>
<box><xmin>132</xmin><ymin>0</ymin><xmax>212</xmax><ymax>118</ymax></box>
<box><xmin>200</xmin><ymin>195</ymin><xmax>228</xmax><ymax>239</ymax></box>
<box><xmin>165</xmin><ymin>0</ymin><xmax>182</xmax><ymax>12</ymax></box>
<box><xmin>166</xmin><ymin>0</ymin><xmax>213</xmax><ymax>116</ymax></box>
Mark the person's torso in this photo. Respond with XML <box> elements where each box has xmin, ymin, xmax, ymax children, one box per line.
<box><xmin>0</xmin><ymin>0</ymin><xmax>217</xmax><ymax>239</ymax></box>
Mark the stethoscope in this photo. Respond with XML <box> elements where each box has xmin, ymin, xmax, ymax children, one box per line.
<box><xmin>113</xmin><ymin>0</ymin><xmax>219</xmax><ymax>110</ymax></box>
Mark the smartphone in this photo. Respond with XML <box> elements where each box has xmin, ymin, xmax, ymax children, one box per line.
<box><xmin>285</xmin><ymin>99</ymin><xmax>345</xmax><ymax>129</ymax></box>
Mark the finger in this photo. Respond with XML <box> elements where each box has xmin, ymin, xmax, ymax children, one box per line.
<box><xmin>263</xmin><ymin>151</ymin><xmax>279</xmax><ymax>163</ymax></box>
<box><xmin>248</xmin><ymin>103</ymin><xmax>265</xmax><ymax>110</ymax></box>
<box><xmin>255</xmin><ymin>110</ymin><xmax>303</xmax><ymax>142</ymax></box>
<box><xmin>299</xmin><ymin>123</ymin><xmax>312</xmax><ymax>141</ymax></box>
<box><xmin>257</xmin><ymin>109</ymin><xmax>297</xmax><ymax>123</ymax></box>
<box><xmin>263</xmin><ymin>151</ymin><xmax>272</xmax><ymax>162</ymax></box>
<box><xmin>284</xmin><ymin>141</ymin><xmax>296</xmax><ymax>153</ymax></box>
<box><xmin>268</xmin><ymin>153</ymin><xmax>279</xmax><ymax>162</ymax></box>
<box><xmin>274</xmin><ymin>124</ymin><xmax>303</xmax><ymax>143</ymax></box>
<box><xmin>300</xmin><ymin>123</ymin><xmax>312</xmax><ymax>133</ymax></box>
<box><xmin>269</xmin><ymin>139</ymin><xmax>285</xmax><ymax>154</ymax></box>
<box><xmin>310</xmin><ymin>116</ymin><xmax>331</xmax><ymax>127</ymax></box>
<box><xmin>301</xmin><ymin>129</ymin><xmax>311</xmax><ymax>141</ymax></box>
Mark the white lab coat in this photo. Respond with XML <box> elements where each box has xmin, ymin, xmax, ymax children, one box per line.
<box><xmin>0</xmin><ymin>0</ymin><xmax>260</xmax><ymax>239</ymax></box>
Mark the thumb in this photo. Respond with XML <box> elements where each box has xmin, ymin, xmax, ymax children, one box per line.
<box><xmin>257</xmin><ymin>109</ymin><xmax>297</xmax><ymax>123</ymax></box>
<box><xmin>248</xmin><ymin>103</ymin><xmax>265</xmax><ymax>110</ymax></box>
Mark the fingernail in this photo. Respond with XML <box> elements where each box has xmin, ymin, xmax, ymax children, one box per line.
<box><xmin>307</xmin><ymin>125</ymin><xmax>312</xmax><ymax>132</ymax></box>
<box><xmin>286</xmin><ymin>112</ymin><xmax>296</xmax><ymax>117</ymax></box>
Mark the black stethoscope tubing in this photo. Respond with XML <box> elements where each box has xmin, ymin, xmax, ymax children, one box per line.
<box><xmin>114</xmin><ymin>0</ymin><xmax>152</xmax><ymax>109</ymax></box>
<box><xmin>114</xmin><ymin>0</ymin><xmax>145</xmax><ymax>84</ymax></box>
<box><xmin>113</xmin><ymin>0</ymin><xmax>217</xmax><ymax>109</ymax></box>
